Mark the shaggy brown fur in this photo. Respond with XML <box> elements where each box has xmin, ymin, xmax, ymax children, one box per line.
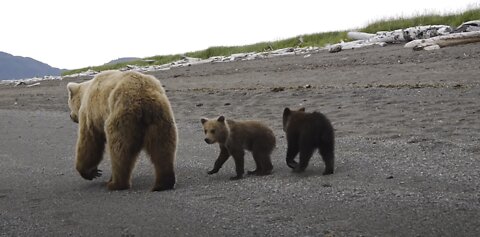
<box><xmin>201</xmin><ymin>116</ymin><xmax>275</xmax><ymax>180</ymax></box>
<box><xmin>67</xmin><ymin>70</ymin><xmax>177</xmax><ymax>191</ymax></box>
<box><xmin>283</xmin><ymin>107</ymin><xmax>335</xmax><ymax>174</ymax></box>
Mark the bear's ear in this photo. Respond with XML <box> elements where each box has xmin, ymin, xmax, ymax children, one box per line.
<box><xmin>67</xmin><ymin>83</ymin><xmax>80</xmax><ymax>99</ymax></box>
<box><xmin>283</xmin><ymin>108</ymin><xmax>291</xmax><ymax>116</ymax></box>
<box><xmin>200</xmin><ymin>118</ymin><xmax>208</xmax><ymax>124</ymax></box>
<box><xmin>217</xmin><ymin>116</ymin><xmax>225</xmax><ymax>123</ymax></box>
<box><xmin>299</xmin><ymin>107</ymin><xmax>305</xmax><ymax>112</ymax></box>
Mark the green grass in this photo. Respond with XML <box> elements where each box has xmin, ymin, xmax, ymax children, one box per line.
<box><xmin>361</xmin><ymin>8</ymin><xmax>480</xmax><ymax>33</ymax></box>
<box><xmin>63</xmin><ymin>8</ymin><xmax>480</xmax><ymax>76</ymax></box>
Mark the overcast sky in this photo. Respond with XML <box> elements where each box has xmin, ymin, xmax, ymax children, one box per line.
<box><xmin>1</xmin><ymin>0</ymin><xmax>478</xmax><ymax>69</ymax></box>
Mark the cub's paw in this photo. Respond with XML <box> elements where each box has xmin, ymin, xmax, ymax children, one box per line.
<box><xmin>249</xmin><ymin>169</ymin><xmax>272</xmax><ymax>176</ymax></box>
<box><xmin>287</xmin><ymin>160</ymin><xmax>298</xmax><ymax>169</ymax></box>
<box><xmin>323</xmin><ymin>169</ymin><xmax>334</xmax><ymax>175</ymax></box>
<box><xmin>229</xmin><ymin>175</ymin><xmax>243</xmax><ymax>180</ymax></box>
<box><xmin>207</xmin><ymin>169</ymin><xmax>219</xmax><ymax>175</ymax></box>
<box><xmin>292</xmin><ymin>166</ymin><xmax>306</xmax><ymax>173</ymax></box>
<box><xmin>257</xmin><ymin>170</ymin><xmax>272</xmax><ymax>176</ymax></box>
<box><xmin>79</xmin><ymin>168</ymin><xmax>102</xmax><ymax>180</ymax></box>
<box><xmin>247</xmin><ymin>169</ymin><xmax>258</xmax><ymax>175</ymax></box>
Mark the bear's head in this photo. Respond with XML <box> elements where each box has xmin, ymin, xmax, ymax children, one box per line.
<box><xmin>282</xmin><ymin>107</ymin><xmax>305</xmax><ymax>132</ymax></box>
<box><xmin>200</xmin><ymin>116</ymin><xmax>229</xmax><ymax>144</ymax></box>
<box><xmin>66</xmin><ymin>82</ymin><xmax>84</xmax><ymax>123</ymax></box>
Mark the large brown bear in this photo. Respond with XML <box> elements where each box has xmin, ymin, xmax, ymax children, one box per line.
<box><xmin>67</xmin><ymin>70</ymin><xmax>177</xmax><ymax>191</ymax></box>
<box><xmin>201</xmin><ymin>116</ymin><xmax>275</xmax><ymax>180</ymax></box>
<box><xmin>283</xmin><ymin>107</ymin><xmax>335</xmax><ymax>174</ymax></box>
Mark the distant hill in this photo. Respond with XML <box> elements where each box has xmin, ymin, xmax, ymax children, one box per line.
<box><xmin>0</xmin><ymin>52</ymin><xmax>62</xmax><ymax>80</ymax></box>
<box><xmin>104</xmin><ymin>57</ymin><xmax>140</xmax><ymax>65</ymax></box>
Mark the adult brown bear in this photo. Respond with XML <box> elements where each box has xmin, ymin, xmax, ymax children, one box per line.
<box><xmin>67</xmin><ymin>70</ymin><xmax>177</xmax><ymax>191</ymax></box>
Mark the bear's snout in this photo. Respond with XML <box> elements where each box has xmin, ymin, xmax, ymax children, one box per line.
<box><xmin>204</xmin><ymin>138</ymin><xmax>213</xmax><ymax>144</ymax></box>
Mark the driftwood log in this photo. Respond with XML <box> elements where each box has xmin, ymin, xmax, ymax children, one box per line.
<box><xmin>347</xmin><ymin>25</ymin><xmax>452</xmax><ymax>43</ymax></box>
<box><xmin>454</xmin><ymin>20</ymin><xmax>480</xmax><ymax>33</ymax></box>
<box><xmin>404</xmin><ymin>31</ymin><xmax>480</xmax><ymax>50</ymax></box>
<box><xmin>328</xmin><ymin>25</ymin><xmax>453</xmax><ymax>53</ymax></box>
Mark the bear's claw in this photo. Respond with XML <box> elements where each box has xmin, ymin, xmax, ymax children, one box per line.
<box><xmin>80</xmin><ymin>168</ymin><xmax>102</xmax><ymax>180</ymax></box>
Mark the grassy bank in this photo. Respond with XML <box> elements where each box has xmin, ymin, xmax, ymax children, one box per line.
<box><xmin>362</xmin><ymin>7</ymin><xmax>480</xmax><ymax>33</ymax></box>
<box><xmin>63</xmin><ymin>8</ymin><xmax>480</xmax><ymax>76</ymax></box>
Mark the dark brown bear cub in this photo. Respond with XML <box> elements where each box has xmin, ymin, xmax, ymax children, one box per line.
<box><xmin>201</xmin><ymin>116</ymin><xmax>275</xmax><ymax>180</ymax></box>
<box><xmin>282</xmin><ymin>107</ymin><xmax>335</xmax><ymax>174</ymax></box>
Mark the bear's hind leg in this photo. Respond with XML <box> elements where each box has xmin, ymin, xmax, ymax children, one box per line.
<box><xmin>108</xmin><ymin>152</ymin><xmax>141</xmax><ymax>190</ymax></box>
<box><xmin>294</xmin><ymin>141</ymin><xmax>315</xmax><ymax>173</ymax></box>
<box><xmin>144</xmin><ymin>123</ymin><xmax>176</xmax><ymax>191</ymax></box>
<box><xmin>105</xmin><ymin>115</ymin><xmax>144</xmax><ymax>191</ymax></box>
<box><xmin>319</xmin><ymin>146</ymin><xmax>334</xmax><ymax>175</ymax></box>
<box><xmin>250</xmin><ymin>150</ymin><xmax>273</xmax><ymax>176</ymax></box>
<box><xmin>247</xmin><ymin>151</ymin><xmax>262</xmax><ymax>175</ymax></box>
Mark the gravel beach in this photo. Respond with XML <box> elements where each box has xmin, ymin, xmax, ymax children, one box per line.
<box><xmin>1</xmin><ymin>43</ymin><xmax>479</xmax><ymax>236</ymax></box>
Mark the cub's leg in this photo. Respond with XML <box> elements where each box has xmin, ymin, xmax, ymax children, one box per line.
<box><xmin>294</xmin><ymin>139</ymin><xmax>315</xmax><ymax>173</ymax></box>
<box><xmin>250</xmin><ymin>150</ymin><xmax>273</xmax><ymax>175</ymax></box>
<box><xmin>229</xmin><ymin>148</ymin><xmax>245</xmax><ymax>180</ymax></box>
<box><xmin>285</xmin><ymin>135</ymin><xmax>300</xmax><ymax>169</ymax></box>
<box><xmin>208</xmin><ymin>145</ymin><xmax>230</xmax><ymax>175</ymax></box>
<box><xmin>319</xmin><ymin>143</ymin><xmax>335</xmax><ymax>175</ymax></box>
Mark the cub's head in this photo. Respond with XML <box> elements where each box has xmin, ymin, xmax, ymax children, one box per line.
<box><xmin>200</xmin><ymin>116</ymin><xmax>229</xmax><ymax>144</ymax></box>
<box><xmin>66</xmin><ymin>82</ymin><xmax>84</xmax><ymax>123</ymax></box>
<box><xmin>282</xmin><ymin>107</ymin><xmax>305</xmax><ymax>132</ymax></box>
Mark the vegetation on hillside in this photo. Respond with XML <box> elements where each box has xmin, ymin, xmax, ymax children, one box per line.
<box><xmin>63</xmin><ymin>8</ymin><xmax>480</xmax><ymax>76</ymax></box>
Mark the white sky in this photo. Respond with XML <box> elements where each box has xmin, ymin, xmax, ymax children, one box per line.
<box><xmin>1</xmin><ymin>0</ymin><xmax>478</xmax><ymax>69</ymax></box>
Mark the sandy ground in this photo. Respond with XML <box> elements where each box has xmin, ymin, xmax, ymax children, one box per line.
<box><xmin>0</xmin><ymin>44</ymin><xmax>479</xmax><ymax>236</ymax></box>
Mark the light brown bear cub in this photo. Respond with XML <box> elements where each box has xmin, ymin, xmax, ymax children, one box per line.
<box><xmin>201</xmin><ymin>116</ymin><xmax>275</xmax><ymax>180</ymax></box>
<box><xmin>67</xmin><ymin>70</ymin><xmax>177</xmax><ymax>191</ymax></box>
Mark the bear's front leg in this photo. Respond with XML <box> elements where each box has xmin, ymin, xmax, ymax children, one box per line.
<box><xmin>229</xmin><ymin>148</ymin><xmax>245</xmax><ymax>180</ymax></box>
<box><xmin>208</xmin><ymin>145</ymin><xmax>230</xmax><ymax>175</ymax></box>
<box><xmin>286</xmin><ymin>138</ymin><xmax>300</xmax><ymax>169</ymax></box>
<box><xmin>75</xmin><ymin>125</ymin><xmax>106</xmax><ymax>180</ymax></box>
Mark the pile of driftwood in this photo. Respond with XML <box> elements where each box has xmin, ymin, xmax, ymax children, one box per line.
<box><xmin>330</xmin><ymin>20</ymin><xmax>480</xmax><ymax>52</ymax></box>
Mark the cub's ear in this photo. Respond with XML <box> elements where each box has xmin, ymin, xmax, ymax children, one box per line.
<box><xmin>217</xmin><ymin>115</ymin><xmax>225</xmax><ymax>123</ymax></box>
<box><xmin>299</xmin><ymin>107</ymin><xmax>306</xmax><ymax>112</ymax></box>
<box><xmin>283</xmin><ymin>107</ymin><xmax>291</xmax><ymax>116</ymax></box>
<box><xmin>67</xmin><ymin>82</ymin><xmax>80</xmax><ymax>99</ymax></box>
<box><xmin>200</xmin><ymin>118</ymin><xmax>208</xmax><ymax>124</ymax></box>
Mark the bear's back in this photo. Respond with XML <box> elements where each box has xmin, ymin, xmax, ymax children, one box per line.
<box><xmin>227</xmin><ymin>120</ymin><xmax>275</xmax><ymax>151</ymax></box>
<box><xmin>92</xmin><ymin>71</ymin><xmax>163</xmax><ymax>97</ymax></box>
<box><xmin>291</xmin><ymin>112</ymin><xmax>334</xmax><ymax>145</ymax></box>
<box><xmin>82</xmin><ymin>70</ymin><xmax>170</xmax><ymax>124</ymax></box>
